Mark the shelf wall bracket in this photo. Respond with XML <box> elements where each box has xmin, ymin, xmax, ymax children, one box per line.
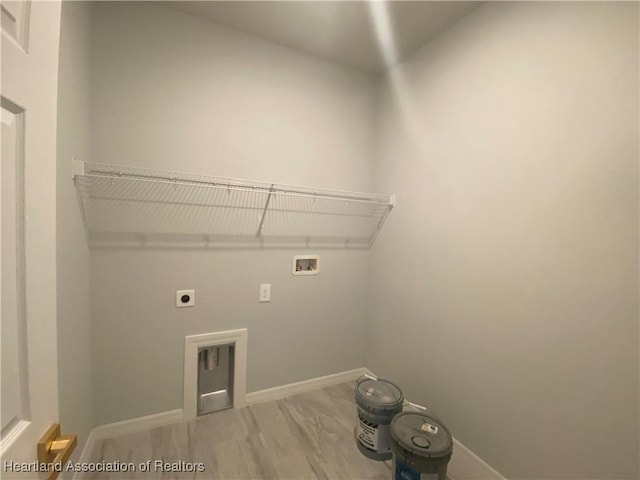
<box><xmin>255</xmin><ymin>184</ymin><xmax>275</xmax><ymax>238</ymax></box>
<box><xmin>71</xmin><ymin>157</ymin><xmax>84</xmax><ymax>179</ymax></box>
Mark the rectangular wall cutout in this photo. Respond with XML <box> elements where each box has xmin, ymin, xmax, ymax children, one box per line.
<box><xmin>293</xmin><ymin>255</ymin><xmax>319</xmax><ymax>276</ymax></box>
<box><xmin>184</xmin><ymin>329</ymin><xmax>247</xmax><ymax>421</ymax></box>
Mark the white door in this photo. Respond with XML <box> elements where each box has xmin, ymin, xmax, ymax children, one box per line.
<box><xmin>1</xmin><ymin>0</ymin><xmax>62</xmax><ymax>472</ymax></box>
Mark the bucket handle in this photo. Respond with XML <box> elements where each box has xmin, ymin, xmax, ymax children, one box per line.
<box><xmin>403</xmin><ymin>400</ymin><xmax>447</xmax><ymax>426</ymax></box>
<box><xmin>357</xmin><ymin>377</ymin><xmax>430</xmax><ymax>411</ymax></box>
<box><xmin>356</xmin><ymin>377</ymin><xmax>448</xmax><ymax>428</ymax></box>
<box><xmin>404</xmin><ymin>400</ymin><xmax>428</xmax><ymax>411</ymax></box>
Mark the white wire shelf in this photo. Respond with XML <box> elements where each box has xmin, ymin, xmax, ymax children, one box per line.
<box><xmin>72</xmin><ymin>161</ymin><xmax>395</xmax><ymax>249</ymax></box>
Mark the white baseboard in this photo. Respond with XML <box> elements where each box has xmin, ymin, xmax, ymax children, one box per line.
<box><xmin>245</xmin><ymin>367</ymin><xmax>372</xmax><ymax>405</ymax></box>
<box><xmin>73</xmin><ymin>429</ymin><xmax>97</xmax><ymax>480</ymax></box>
<box><xmin>90</xmin><ymin>409</ymin><xmax>184</xmax><ymax>442</ymax></box>
<box><xmin>452</xmin><ymin>437</ymin><xmax>507</xmax><ymax>479</ymax></box>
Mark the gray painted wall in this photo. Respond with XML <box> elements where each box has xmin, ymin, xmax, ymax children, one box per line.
<box><xmin>367</xmin><ymin>2</ymin><xmax>639</xmax><ymax>479</ymax></box>
<box><xmin>88</xmin><ymin>2</ymin><xmax>376</xmax><ymax>425</ymax></box>
<box><xmin>56</xmin><ymin>1</ymin><xmax>93</xmax><ymax>459</ymax></box>
<box><xmin>73</xmin><ymin>3</ymin><xmax>638</xmax><ymax>478</ymax></box>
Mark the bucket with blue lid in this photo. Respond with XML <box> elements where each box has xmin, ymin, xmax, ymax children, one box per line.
<box><xmin>390</xmin><ymin>410</ymin><xmax>453</xmax><ymax>480</ymax></box>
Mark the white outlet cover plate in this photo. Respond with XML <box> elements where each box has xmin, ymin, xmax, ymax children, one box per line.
<box><xmin>176</xmin><ymin>289</ymin><xmax>195</xmax><ymax>307</ymax></box>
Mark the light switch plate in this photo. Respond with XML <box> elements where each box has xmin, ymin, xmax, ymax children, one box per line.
<box><xmin>259</xmin><ymin>284</ymin><xmax>271</xmax><ymax>302</ymax></box>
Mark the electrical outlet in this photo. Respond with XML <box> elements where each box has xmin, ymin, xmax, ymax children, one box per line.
<box><xmin>176</xmin><ymin>289</ymin><xmax>195</xmax><ymax>308</ymax></box>
<box><xmin>259</xmin><ymin>284</ymin><xmax>271</xmax><ymax>302</ymax></box>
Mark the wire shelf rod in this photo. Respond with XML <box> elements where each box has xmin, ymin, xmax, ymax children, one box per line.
<box><xmin>73</xmin><ymin>161</ymin><xmax>395</xmax><ymax>248</ymax></box>
<box><xmin>81</xmin><ymin>194</ymin><xmax>384</xmax><ymax>219</ymax></box>
<box><xmin>80</xmin><ymin>173</ymin><xmax>389</xmax><ymax>205</ymax></box>
<box><xmin>80</xmin><ymin>166</ymin><xmax>391</xmax><ymax>204</ymax></box>
<box><xmin>80</xmin><ymin>195</ymin><xmax>265</xmax><ymax>212</ymax></box>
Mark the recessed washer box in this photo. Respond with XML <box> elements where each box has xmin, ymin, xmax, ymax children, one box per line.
<box><xmin>292</xmin><ymin>255</ymin><xmax>319</xmax><ymax>276</ymax></box>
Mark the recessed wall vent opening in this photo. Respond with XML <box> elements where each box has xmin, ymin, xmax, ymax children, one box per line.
<box><xmin>184</xmin><ymin>329</ymin><xmax>247</xmax><ymax>420</ymax></box>
<box><xmin>197</xmin><ymin>344</ymin><xmax>234</xmax><ymax>415</ymax></box>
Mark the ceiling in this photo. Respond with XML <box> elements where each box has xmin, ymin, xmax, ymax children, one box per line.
<box><xmin>162</xmin><ymin>1</ymin><xmax>481</xmax><ymax>75</ymax></box>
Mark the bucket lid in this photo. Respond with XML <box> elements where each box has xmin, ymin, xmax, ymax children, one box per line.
<box><xmin>356</xmin><ymin>378</ymin><xmax>403</xmax><ymax>410</ymax></box>
<box><xmin>390</xmin><ymin>411</ymin><xmax>453</xmax><ymax>458</ymax></box>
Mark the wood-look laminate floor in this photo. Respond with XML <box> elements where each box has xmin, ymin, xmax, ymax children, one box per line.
<box><xmin>82</xmin><ymin>382</ymin><xmax>501</xmax><ymax>480</ymax></box>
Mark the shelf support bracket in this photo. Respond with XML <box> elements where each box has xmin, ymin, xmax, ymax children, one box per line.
<box><xmin>256</xmin><ymin>184</ymin><xmax>275</xmax><ymax>237</ymax></box>
<box><xmin>71</xmin><ymin>158</ymin><xmax>84</xmax><ymax>180</ymax></box>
